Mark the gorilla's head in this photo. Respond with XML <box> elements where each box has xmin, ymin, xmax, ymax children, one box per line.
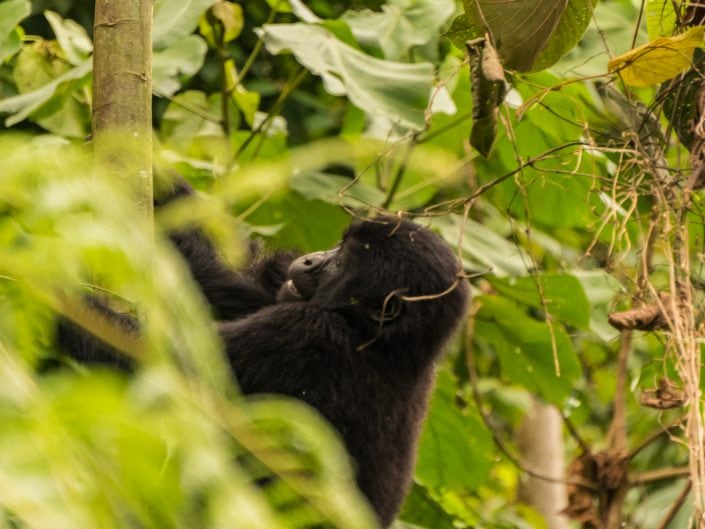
<box><xmin>277</xmin><ymin>216</ymin><xmax>468</xmax><ymax>346</ymax></box>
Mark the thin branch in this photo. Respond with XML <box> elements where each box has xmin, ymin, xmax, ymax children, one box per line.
<box><xmin>655</xmin><ymin>480</ymin><xmax>691</xmax><ymax>529</ymax></box>
<box><xmin>235</xmin><ymin>67</ymin><xmax>308</xmax><ymax>160</ymax></box>
<box><xmin>631</xmin><ymin>466</ymin><xmax>691</xmax><ymax>485</ymax></box>
<box><xmin>382</xmin><ymin>132</ymin><xmax>420</xmax><ymax>209</ymax></box>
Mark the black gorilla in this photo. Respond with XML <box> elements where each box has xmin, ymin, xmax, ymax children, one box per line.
<box><xmin>59</xmin><ymin>188</ymin><xmax>470</xmax><ymax>527</ymax></box>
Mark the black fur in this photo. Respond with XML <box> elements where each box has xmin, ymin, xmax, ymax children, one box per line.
<box><xmin>58</xmin><ymin>198</ymin><xmax>469</xmax><ymax>527</ymax></box>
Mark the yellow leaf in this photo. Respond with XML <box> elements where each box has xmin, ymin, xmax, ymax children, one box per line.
<box><xmin>608</xmin><ymin>26</ymin><xmax>705</xmax><ymax>87</ymax></box>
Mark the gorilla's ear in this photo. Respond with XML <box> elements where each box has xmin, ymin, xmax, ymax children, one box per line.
<box><xmin>369</xmin><ymin>290</ymin><xmax>405</xmax><ymax>323</ymax></box>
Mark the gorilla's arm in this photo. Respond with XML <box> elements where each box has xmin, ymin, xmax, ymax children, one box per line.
<box><xmin>55</xmin><ymin>297</ymin><xmax>138</xmax><ymax>370</ymax></box>
<box><xmin>169</xmin><ymin>229</ymin><xmax>296</xmax><ymax>320</ymax></box>
<box><xmin>157</xmin><ymin>180</ymin><xmax>297</xmax><ymax>320</ymax></box>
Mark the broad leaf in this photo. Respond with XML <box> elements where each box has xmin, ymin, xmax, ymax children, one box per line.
<box><xmin>45</xmin><ymin>10</ymin><xmax>93</xmax><ymax>65</ymax></box>
<box><xmin>290</xmin><ymin>171</ymin><xmax>385</xmax><ymax>208</ymax></box>
<box><xmin>458</xmin><ymin>0</ymin><xmax>596</xmax><ymax>72</ymax></box>
<box><xmin>608</xmin><ymin>26</ymin><xmax>705</xmax><ymax>87</ymax></box>
<box><xmin>0</xmin><ymin>0</ymin><xmax>30</xmax><ymax>63</ymax></box>
<box><xmin>153</xmin><ymin>0</ymin><xmax>218</xmax><ymax>49</ymax></box>
<box><xmin>475</xmin><ymin>296</ymin><xmax>581</xmax><ymax>404</ymax></box>
<box><xmin>341</xmin><ymin>0</ymin><xmax>455</xmax><ymax>60</ymax></box>
<box><xmin>433</xmin><ymin>215</ymin><xmax>530</xmax><ymax>277</ymax></box>
<box><xmin>415</xmin><ymin>370</ymin><xmax>493</xmax><ymax>491</ymax></box>
<box><xmin>490</xmin><ymin>273</ymin><xmax>591</xmax><ymax>330</ymax></box>
<box><xmin>646</xmin><ymin>0</ymin><xmax>677</xmax><ymax>39</ymax></box>
<box><xmin>153</xmin><ymin>36</ymin><xmax>208</xmax><ymax>96</ymax></box>
<box><xmin>0</xmin><ymin>60</ymin><xmax>91</xmax><ymax>127</ymax></box>
<box><xmin>258</xmin><ymin>23</ymin><xmax>433</xmax><ymax>130</ymax></box>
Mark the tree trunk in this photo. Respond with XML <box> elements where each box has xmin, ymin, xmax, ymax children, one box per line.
<box><xmin>92</xmin><ymin>0</ymin><xmax>153</xmax><ymax>219</ymax></box>
<box><xmin>517</xmin><ymin>400</ymin><xmax>570</xmax><ymax>529</ymax></box>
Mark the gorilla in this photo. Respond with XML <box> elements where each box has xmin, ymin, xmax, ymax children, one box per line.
<box><xmin>59</xmin><ymin>185</ymin><xmax>470</xmax><ymax>527</ymax></box>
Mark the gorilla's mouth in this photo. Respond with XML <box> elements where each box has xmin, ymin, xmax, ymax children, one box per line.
<box><xmin>280</xmin><ymin>279</ymin><xmax>307</xmax><ymax>301</ymax></box>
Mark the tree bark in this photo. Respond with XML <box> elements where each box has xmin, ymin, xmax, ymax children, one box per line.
<box><xmin>93</xmin><ymin>0</ymin><xmax>153</xmax><ymax>219</ymax></box>
<box><xmin>517</xmin><ymin>400</ymin><xmax>570</xmax><ymax>529</ymax></box>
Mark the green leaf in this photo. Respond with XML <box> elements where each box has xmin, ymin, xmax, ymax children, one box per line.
<box><xmin>646</xmin><ymin>0</ymin><xmax>677</xmax><ymax>39</ymax></box>
<box><xmin>415</xmin><ymin>370</ymin><xmax>493</xmax><ymax>490</ymax></box>
<box><xmin>458</xmin><ymin>0</ymin><xmax>597</xmax><ymax>72</ymax></box>
<box><xmin>153</xmin><ymin>0</ymin><xmax>218</xmax><ymax>49</ymax></box>
<box><xmin>160</xmin><ymin>91</ymin><xmax>222</xmax><ymax>147</ymax></box>
<box><xmin>433</xmin><ymin>215</ymin><xmax>530</xmax><ymax>277</ymax></box>
<box><xmin>490</xmin><ymin>273</ymin><xmax>591</xmax><ymax>330</ymax></box>
<box><xmin>257</xmin><ymin>23</ymin><xmax>433</xmax><ymax>130</ymax></box>
<box><xmin>398</xmin><ymin>484</ymin><xmax>457</xmax><ymax>529</ymax></box>
<box><xmin>476</xmin><ymin>296</ymin><xmax>581</xmax><ymax>404</ymax></box>
<box><xmin>0</xmin><ymin>0</ymin><xmax>30</xmax><ymax>62</ymax></box>
<box><xmin>341</xmin><ymin>0</ymin><xmax>455</xmax><ymax>60</ymax></box>
<box><xmin>200</xmin><ymin>1</ymin><xmax>244</xmax><ymax>47</ymax></box>
<box><xmin>231</xmin><ymin>85</ymin><xmax>260</xmax><ymax>128</ymax></box>
<box><xmin>45</xmin><ymin>10</ymin><xmax>93</xmax><ymax>65</ymax></box>
<box><xmin>0</xmin><ymin>59</ymin><xmax>91</xmax><ymax>127</ymax></box>
<box><xmin>153</xmin><ymin>35</ymin><xmax>208</xmax><ymax>96</ymax></box>
<box><xmin>532</xmin><ymin>0</ymin><xmax>599</xmax><ymax>71</ymax></box>
<box><xmin>245</xmin><ymin>192</ymin><xmax>350</xmax><ymax>252</ymax></box>
<box><xmin>213</xmin><ymin>1</ymin><xmax>244</xmax><ymax>43</ymax></box>
<box><xmin>290</xmin><ymin>171</ymin><xmax>385</xmax><ymax>207</ymax></box>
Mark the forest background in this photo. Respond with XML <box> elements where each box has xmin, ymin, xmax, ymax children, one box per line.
<box><xmin>1</xmin><ymin>0</ymin><xmax>704</xmax><ymax>528</ymax></box>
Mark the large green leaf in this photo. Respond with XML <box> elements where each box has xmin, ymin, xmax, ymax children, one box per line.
<box><xmin>475</xmin><ymin>296</ymin><xmax>581</xmax><ymax>404</ymax></box>
<box><xmin>0</xmin><ymin>59</ymin><xmax>91</xmax><ymax>127</ymax></box>
<box><xmin>153</xmin><ymin>35</ymin><xmax>208</xmax><ymax>96</ymax></box>
<box><xmin>490</xmin><ymin>273</ymin><xmax>591</xmax><ymax>330</ymax></box>
<box><xmin>153</xmin><ymin>0</ymin><xmax>218</xmax><ymax>49</ymax></box>
<box><xmin>45</xmin><ymin>10</ymin><xmax>93</xmax><ymax>65</ymax></box>
<box><xmin>415</xmin><ymin>370</ymin><xmax>493</xmax><ymax>491</ymax></box>
<box><xmin>433</xmin><ymin>215</ymin><xmax>530</xmax><ymax>277</ymax></box>
<box><xmin>341</xmin><ymin>0</ymin><xmax>455</xmax><ymax>60</ymax></box>
<box><xmin>258</xmin><ymin>23</ymin><xmax>433</xmax><ymax>130</ymax></box>
<box><xmin>0</xmin><ymin>0</ymin><xmax>30</xmax><ymax>63</ymax></box>
<box><xmin>290</xmin><ymin>171</ymin><xmax>386</xmax><ymax>208</ymax></box>
<box><xmin>458</xmin><ymin>0</ymin><xmax>597</xmax><ymax>72</ymax></box>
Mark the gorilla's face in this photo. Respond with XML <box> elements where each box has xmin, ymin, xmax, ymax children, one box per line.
<box><xmin>275</xmin><ymin>215</ymin><xmax>462</xmax><ymax>328</ymax></box>
<box><xmin>277</xmin><ymin>247</ymin><xmax>343</xmax><ymax>302</ymax></box>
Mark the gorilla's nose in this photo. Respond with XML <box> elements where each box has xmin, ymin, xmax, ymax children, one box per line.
<box><xmin>296</xmin><ymin>251</ymin><xmax>327</xmax><ymax>271</ymax></box>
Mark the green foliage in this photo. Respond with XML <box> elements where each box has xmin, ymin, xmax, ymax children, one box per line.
<box><xmin>0</xmin><ymin>137</ymin><xmax>379</xmax><ymax>529</ymax></box>
<box><xmin>456</xmin><ymin>0</ymin><xmax>597</xmax><ymax>72</ymax></box>
<box><xmin>0</xmin><ymin>0</ymin><xmax>30</xmax><ymax>63</ymax></box>
<box><xmin>257</xmin><ymin>23</ymin><xmax>434</xmax><ymax>130</ymax></box>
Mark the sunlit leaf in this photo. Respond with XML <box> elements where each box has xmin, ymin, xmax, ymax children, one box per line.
<box><xmin>0</xmin><ymin>60</ymin><xmax>91</xmax><ymax>127</ymax></box>
<box><xmin>257</xmin><ymin>23</ymin><xmax>433</xmax><ymax>130</ymax></box>
<box><xmin>646</xmin><ymin>0</ymin><xmax>678</xmax><ymax>39</ymax></box>
<box><xmin>213</xmin><ymin>1</ymin><xmax>244</xmax><ymax>43</ymax></box>
<box><xmin>45</xmin><ymin>10</ymin><xmax>93</xmax><ymax>65</ymax></box>
<box><xmin>153</xmin><ymin>0</ymin><xmax>218</xmax><ymax>48</ymax></box>
<box><xmin>341</xmin><ymin>0</ymin><xmax>455</xmax><ymax>60</ymax></box>
<box><xmin>608</xmin><ymin>26</ymin><xmax>705</xmax><ymax>87</ymax></box>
